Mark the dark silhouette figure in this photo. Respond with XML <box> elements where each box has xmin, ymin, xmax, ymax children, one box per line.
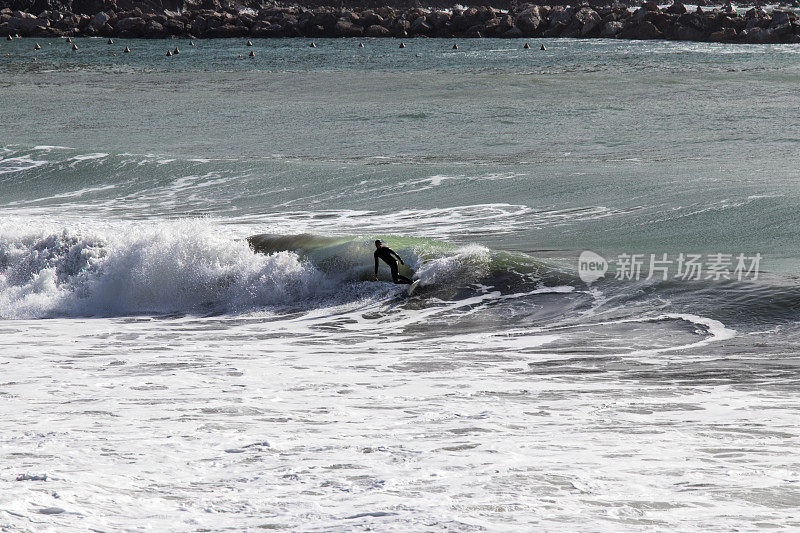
<box><xmin>373</xmin><ymin>240</ymin><xmax>412</xmax><ymax>284</ymax></box>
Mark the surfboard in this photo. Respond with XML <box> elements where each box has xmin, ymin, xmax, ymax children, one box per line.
<box><xmin>408</xmin><ymin>280</ymin><xmax>420</xmax><ymax>295</ymax></box>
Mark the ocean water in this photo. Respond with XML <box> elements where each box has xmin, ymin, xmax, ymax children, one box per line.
<box><xmin>1</xmin><ymin>37</ymin><xmax>800</xmax><ymax>531</ymax></box>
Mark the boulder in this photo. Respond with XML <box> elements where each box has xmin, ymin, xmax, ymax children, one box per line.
<box><xmin>515</xmin><ymin>7</ymin><xmax>543</xmax><ymax>35</ymax></box>
<box><xmin>251</xmin><ymin>21</ymin><xmax>285</xmax><ymax>37</ymax></box>
<box><xmin>708</xmin><ymin>27</ymin><xmax>737</xmax><ymax>41</ymax></box>
<box><xmin>601</xmin><ymin>20</ymin><xmax>623</xmax><ymax>36</ymax></box>
<box><xmin>637</xmin><ymin>20</ymin><xmax>663</xmax><ymax>39</ymax></box>
<box><xmin>90</xmin><ymin>11</ymin><xmax>110</xmax><ymax>29</ymax></box>
<box><xmin>7</xmin><ymin>13</ymin><xmax>47</xmax><ymax>34</ymax></box>
<box><xmin>205</xmin><ymin>23</ymin><xmax>247</xmax><ymax>37</ymax></box>
<box><xmin>334</xmin><ymin>18</ymin><xmax>362</xmax><ymax>37</ymax></box>
<box><xmin>576</xmin><ymin>7</ymin><xmax>602</xmax><ymax>37</ymax></box>
<box><xmin>674</xmin><ymin>23</ymin><xmax>706</xmax><ymax>40</ymax></box>
<box><xmin>770</xmin><ymin>11</ymin><xmax>794</xmax><ymax>28</ymax></box>
<box><xmin>365</xmin><ymin>24</ymin><xmax>389</xmax><ymax>37</ymax></box>
<box><xmin>542</xmin><ymin>22</ymin><xmax>566</xmax><ymax>37</ymax></box>
<box><xmin>143</xmin><ymin>20</ymin><xmax>165</xmax><ymax>37</ymax></box>
<box><xmin>410</xmin><ymin>15</ymin><xmax>432</xmax><ymax>36</ymax></box>
<box><xmin>116</xmin><ymin>16</ymin><xmax>145</xmax><ymax>34</ymax></box>
<box><xmin>391</xmin><ymin>18</ymin><xmax>409</xmax><ymax>37</ymax></box>
<box><xmin>666</xmin><ymin>2</ymin><xmax>687</xmax><ymax>15</ymax></box>
<box><xmin>359</xmin><ymin>11</ymin><xmax>381</xmax><ymax>27</ymax></box>
<box><xmin>549</xmin><ymin>6</ymin><xmax>573</xmax><ymax>28</ymax></box>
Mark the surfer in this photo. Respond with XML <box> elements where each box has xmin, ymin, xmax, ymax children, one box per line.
<box><xmin>374</xmin><ymin>240</ymin><xmax>413</xmax><ymax>285</ymax></box>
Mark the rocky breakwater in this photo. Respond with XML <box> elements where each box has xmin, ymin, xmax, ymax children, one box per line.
<box><xmin>2</xmin><ymin>2</ymin><xmax>800</xmax><ymax>44</ymax></box>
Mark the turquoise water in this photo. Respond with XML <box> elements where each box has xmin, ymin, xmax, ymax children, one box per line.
<box><xmin>3</xmin><ymin>38</ymin><xmax>800</xmax><ymax>266</ymax></box>
<box><xmin>2</xmin><ymin>37</ymin><xmax>800</xmax><ymax>532</ymax></box>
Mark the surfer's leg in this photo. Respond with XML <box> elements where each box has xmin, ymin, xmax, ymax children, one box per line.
<box><xmin>390</xmin><ymin>264</ymin><xmax>413</xmax><ymax>284</ymax></box>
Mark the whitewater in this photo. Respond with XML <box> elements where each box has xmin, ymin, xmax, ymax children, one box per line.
<box><xmin>2</xmin><ymin>37</ymin><xmax>800</xmax><ymax>531</ymax></box>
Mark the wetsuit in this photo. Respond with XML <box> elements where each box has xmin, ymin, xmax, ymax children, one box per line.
<box><xmin>374</xmin><ymin>246</ymin><xmax>413</xmax><ymax>284</ymax></box>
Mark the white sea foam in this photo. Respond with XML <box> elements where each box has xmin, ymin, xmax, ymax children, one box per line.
<box><xmin>0</xmin><ymin>155</ymin><xmax>48</xmax><ymax>175</ymax></box>
<box><xmin>0</xmin><ymin>221</ymin><xmax>345</xmax><ymax>319</ymax></box>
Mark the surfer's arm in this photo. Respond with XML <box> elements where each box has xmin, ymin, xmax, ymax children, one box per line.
<box><xmin>374</xmin><ymin>252</ymin><xmax>379</xmax><ymax>278</ymax></box>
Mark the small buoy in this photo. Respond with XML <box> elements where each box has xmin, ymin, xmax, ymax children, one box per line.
<box><xmin>248</xmin><ymin>50</ymin><xmax>254</xmax><ymax>57</ymax></box>
<box><xmin>123</xmin><ymin>46</ymin><xmax>130</xmax><ymax>53</ymax></box>
<box><xmin>34</xmin><ymin>43</ymin><xmax>41</xmax><ymax>50</ymax></box>
<box><xmin>359</xmin><ymin>42</ymin><xmax>364</xmax><ymax>47</ymax></box>
<box><xmin>452</xmin><ymin>43</ymin><xmax>458</xmax><ymax>49</ymax></box>
<box><xmin>113</xmin><ymin>53</ymin><xmax>116</xmax><ymax>56</ymax></box>
<box><xmin>309</xmin><ymin>42</ymin><xmax>316</xmax><ymax>48</ymax></box>
<box><xmin>237</xmin><ymin>53</ymin><xmax>241</xmax><ymax>58</ymax></box>
<box><xmin>65</xmin><ymin>37</ymin><xmax>72</xmax><ymax>43</ymax></box>
<box><xmin>107</xmin><ymin>38</ymin><xmax>114</xmax><ymax>44</ymax></box>
<box><xmin>166</xmin><ymin>50</ymin><xmax>172</xmax><ymax>56</ymax></box>
<box><xmin>399</xmin><ymin>42</ymin><xmax>406</xmax><ymax>48</ymax></box>
<box><xmin>33</xmin><ymin>57</ymin><xmax>37</xmax><ymax>61</ymax></box>
<box><xmin>540</xmin><ymin>44</ymin><xmax>546</xmax><ymax>51</ymax></box>
<box><xmin>523</xmin><ymin>42</ymin><xmax>530</xmax><ymax>49</ymax></box>
<box><xmin>246</xmin><ymin>40</ymin><xmax>253</xmax><ymax>46</ymax></box>
<box><xmin>189</xmin><ymin>40</ymin><xmax>195</xmax><ymax>46</ymax></box>
<box><xmin>72</xmin><ymin>44</ymin><xmax>78</xmax><ymax>50</ymax></box>
<box><xmin>173</xmin><ymin>47</ymin><xmax>180</xmax><ymax>54</ymax></box>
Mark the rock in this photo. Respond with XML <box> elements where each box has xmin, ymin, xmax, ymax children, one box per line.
<box><xmin>666</xmin><ymin>2</ymin><xmax>687</xmax><ymax>15</ymax></box>
<box><xmin>549</xmin><ymin>6</ymin><xmax>573</xmax><ymax>28</ymax></box>
<box><xmin>542</xmin><ymin>21</ymin><xmax>566</xmax><ymax>37</ymax></box>
<box><xmin>465</xmin><ymin>25</ymin><xmax>483</xmax><ymax>38</ymax></box>
<box><xmin>410</xmin><ymin>15</ymin><xmax>432</xmax><ymax>36</ymax></box>
<box><xmin>205</xmin><ymin>23</ymin><xmax>247</xmax><ymax>37</ymax></box>
<box><xmin>674</xmin><ymin>23</ymin><xmax>706</xmax><ymax>40</ymax></box>
<box><xmin>116</xmin><ymin>16</ymin><xmax>145</xmax><ymax>35</ymax></box>
<box><xmin>391</xmin><ymin>18</ymin><xmax>410</xmax><ymax>37</ymax></box>
<box><xmin>90</xmin><ymin>11</ymin><xmax>109</xmax><ymax>29</ymax></box>
<box><xmin>143</xmin><ymin>20</ymin><xmax>165</xmax><ymax>37</ymax></box>
<box><xmin>7</xmin><ymin>14</ymin><xmax>48</xmax><ymax>35</ymax></box>
<box><xmin>360</xmin><ymin>10</ymin><xmax>382</xmax><ymax>27</ymax></box>
<box><xmin>637</xmin><ymin>20</ymin><xmax>663</xmax><ymax>39</ymax></box>
<box><xmin>575</xmin><ymin>7</ymin><xmax>602</xmax><ymax>37</ymax></box>
<box><xmin>515</xmin><ymin>8</ymin><xmax>543</xmax><ymax>35</ymax></box>
<box><xmin>708</xmin><ymin>27</ymin><xmax>737</xmax><ymax>41</ymax></box>
<box><xmin>770</xmin><ymin>11</ymin><xmax>794</xmax><ymax>28</ymax></box>
<box><xmin>365</xmin><ymin>24</ymin><xmax>389</xmax><ymax>37</ymax></box>
<box><xmin>251</xmin><ymin>21</ymin><xmax>284</xmax><ymax>37</ymax></box>
<box><xmin>601</xmin><ymin>20</ymin><xmax>624</xmax><ymax>36</ymax></box>
<box><xmin>755</xmin><ymin>27</ymin><xmax>776</xmax><ymax>42</ymax></box>
<box><xmin>504</xmin><ymin>26</ymin><xmax>523</xmax><ymax>37</ymax></box>
<box><xmin>334</xmin><ymin>18</ymin><xmax>362</xmax><ymax>37</ymax></box>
